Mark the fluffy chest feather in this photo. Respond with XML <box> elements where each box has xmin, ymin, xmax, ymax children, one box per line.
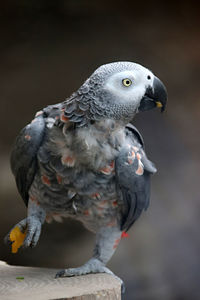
<box><xmin>49</xmin><ymin>119</ymin><xmax>126</xmax><ymax>170</ymax></box>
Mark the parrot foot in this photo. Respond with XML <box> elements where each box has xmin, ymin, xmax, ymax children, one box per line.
<box><xmin>4</xmin><ymin>216</ymin><xmax>42</xmax><ymax>250</ymax></box>
<box><xmin>23</xmin><ymin>216</ymin><xmax>42</xmax><ymax>248</ymax></box>
<box><xmin>55</xmin><ymin>258</ymin><xmax>125</xmax><ymax>293</ymax></box>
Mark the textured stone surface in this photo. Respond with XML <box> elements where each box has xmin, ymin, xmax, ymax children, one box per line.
<box><xmin>0</xmin><ymin>261</ymin><xmax>121</xmax><ymax>300</ymax></box>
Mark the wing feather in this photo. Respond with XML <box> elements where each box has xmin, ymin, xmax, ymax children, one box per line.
<box><xmin>10</xmin><ymin>114</ymin><xmax>46</xmax><ymax>205</ymax></box>
<box><xmin>116</xmin><ymin>125</ymin><xmax>156</xmax><ymax>231</ymax></box>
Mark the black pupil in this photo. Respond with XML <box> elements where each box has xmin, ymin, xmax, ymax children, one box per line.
<box><xmin>147</xmin><ymin>75</ymin><xmax>151</xmax><ymax>80</ymax></box>
<box><xmin>126</xmin><ymin>80</ymin><xmax>130</xmax><ymax>85</ymax></box>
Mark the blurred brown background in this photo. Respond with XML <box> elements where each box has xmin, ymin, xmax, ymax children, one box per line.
<box><xmin>0</xmin><ymin>1</ymin><xmax>200</xmax><ymax>299</ymax></box>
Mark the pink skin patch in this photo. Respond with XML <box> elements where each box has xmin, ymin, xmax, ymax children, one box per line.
<box><xmin>25</xmin><ymin>135</ymin><xmax>31</xmax><ymax>141</ymax></box>
<box><xmin>61</xmin><ymin>155</ymin><xmax>75</xmax><ymax>167</ymax></box>
<box><xmin>41</xmin><ymin>175</ymin><xmax>51</xmax><ymax>186</ymax></box>
<box><xmin>113</xmin><ymin>237</ymin><xmax>121</xmax><ymax>249</ymax></box>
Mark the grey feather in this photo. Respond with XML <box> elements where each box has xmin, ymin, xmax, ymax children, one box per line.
<box><xmin>115</xmin><ymin>127</ymin><xmax>156</xmax><ymax>231</ymax></box>
<box><xmin>10</xmin><ymin>114</ymin><xmax>46</xmax><ymax>205</ymax></box>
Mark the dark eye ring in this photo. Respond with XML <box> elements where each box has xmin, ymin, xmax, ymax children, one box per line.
<box><xmin>147</xmin><ymin>75</ymin><xmax>151</xmax><ymax>80</ymax></box>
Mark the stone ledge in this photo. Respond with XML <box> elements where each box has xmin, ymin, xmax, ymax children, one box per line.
<box><xmin>0</xmin><ymin>261</ymin><xmax>121</xmax><ymax>300</ymax></box>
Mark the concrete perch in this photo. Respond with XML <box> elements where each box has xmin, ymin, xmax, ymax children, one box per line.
<box><xmin>0</xmin><ymin>261</ymin><xmax>121</xmax><ymax>300</ymax></box>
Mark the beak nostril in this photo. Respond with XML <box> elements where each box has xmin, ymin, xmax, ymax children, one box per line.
<box><xmin>138</xmin><ymin>77</ymin><xmax>167</xmax><ymax>112</ymax></box>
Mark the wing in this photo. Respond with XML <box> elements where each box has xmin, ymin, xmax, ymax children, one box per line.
<box><xmin>115</xmin><ymin>124</ymin><xmax>157</xmax><ymax>231</ymax></box>
<box><xmin>10</xmin><ymin>113</ymin><xmax>46</xmax><ymax>206</ymax></box>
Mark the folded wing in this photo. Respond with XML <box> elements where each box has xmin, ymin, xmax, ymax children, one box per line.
<box><xmin>115</xmin><ymin>124</ymin><xmax>157</xmax><ymax>231</ymax></box>
<box><xmin>10</xmin><ymin>114</ymin><xmax>46</xmax><ymax>205</ymax></box>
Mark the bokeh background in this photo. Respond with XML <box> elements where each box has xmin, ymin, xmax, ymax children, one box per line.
<box><xmin>0</xmin><ymin>1</ymin><xmax>200</xmax><ymax>299</ymax></box>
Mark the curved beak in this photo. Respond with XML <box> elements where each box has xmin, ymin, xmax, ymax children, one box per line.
<box><xmin>138</xmin><ymin>77</ymin><xmax>167</xmax><ymax>112</ymax></box>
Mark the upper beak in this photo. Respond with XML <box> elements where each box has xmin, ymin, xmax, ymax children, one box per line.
<box><xmin>138</xmin><ymin>77</ymin><xmax>167</xmax><ymax>112</ymax></box>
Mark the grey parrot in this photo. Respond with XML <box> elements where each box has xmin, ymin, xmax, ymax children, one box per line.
<box><xmin>5</xmin><ymin>61</ymin><xmax>167</xmax><ymax>289</ymax></box>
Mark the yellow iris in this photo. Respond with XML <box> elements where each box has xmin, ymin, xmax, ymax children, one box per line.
<box><xmin>122</xmin><ymin>78</ymin><xmax>132</xmax><ymax>87</ymax></box>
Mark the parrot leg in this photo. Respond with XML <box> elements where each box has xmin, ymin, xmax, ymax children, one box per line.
<box><xmin>5</xmin><ymin>198</ymin><xmax>46</xmax><ymax>249</ymax></box>
<box><xmin>55</xmin><ymin>226</ymin><xmax>124</xmax><ymax>291</ymax></box>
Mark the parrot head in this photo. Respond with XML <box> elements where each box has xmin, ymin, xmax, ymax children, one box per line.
<box><xmin>64</xmin><ymin>61</ymin><xmax>167</xmax><ymax>126</ymax></box>
<box><xmin>86</xmin><ymin>61</ymin><xmax>167</xmax><ymax>122</ymax></box>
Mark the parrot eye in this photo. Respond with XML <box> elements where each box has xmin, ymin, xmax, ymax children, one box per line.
<box><xmin>147</xmin><ymin>75</ymin><xmax>151</xmax><ymax>80</ymax></box>
<box><xmin>122</xmin><ymin>78</ymin><xmax>132</xmax><ymax>87</ymax></box>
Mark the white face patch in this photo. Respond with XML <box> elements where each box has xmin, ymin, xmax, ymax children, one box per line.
<box><xmin>104</xmin><ymin>67</ymin><xmax>154</xmax><ymax>106</ymax></box>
